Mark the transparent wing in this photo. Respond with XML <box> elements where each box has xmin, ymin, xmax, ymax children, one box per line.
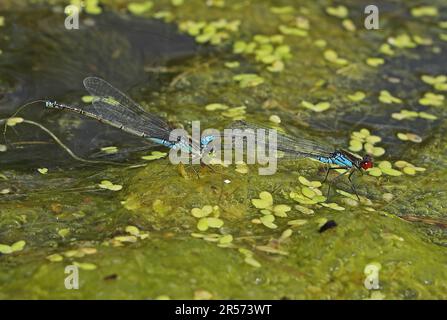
<box><xmin>83</xmin><ymin>77</ymin><xmax>171</xmax><ymax>140</ymax></box>
<box><xmin>225</xmin><ymin>120</ymin><xmax>334</xmax><ymax>159</ymax></box>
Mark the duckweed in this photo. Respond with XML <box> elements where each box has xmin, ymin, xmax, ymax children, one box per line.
<box><xmin>128</xmin><ymin>1</ymin><xmax>153</xmax><ymax>16</ymax></box>
<box><xmin>301</xmin><ymin>100</ymin><xmax>331</xmax><ymax>112</ymax></box>
<box><xmin>37</xmin><ymin>168</ymin><xmax>48</xmax><ymax>174</ymax></box>
<box><xmin>326</xmin><ymin>5</ymin><xmax>349</xmax><ymax>19</ymax></box>
<box><xmin>379</xmin><ymin>90</ymin><xmax>402</xmax><ymax>104</ymax></box>
<box><xmin>233</xmin><ymin>74</ymin><xmax>264</xmax><ymax>88</ymax></box>
<box><xmin>323</xmin><ymin>49</ymin><xmax>348</xmax><ymax>65</ymax></box>
<box><xmin>419</xmin><ymin>92</ymin><xmax>444</xmax><ymax>107</ymax></box>
<box><xmin>141</xmin><ymin>151</ymin><xmax>167</xmax><ymax>161</ymax></box>
<box><xmin>98</xmin><ymin>180</ymin><xmax>123</xmax><ymax>191</ymax></box>
<box><xmin>347</xmin><ymin>91</ymin><xmax>366</xmax><ymax>102</ymax></box>
<box><xmin>397</xmin><ymin>132</ymin><xmax>422</xmax><ymax>143</ymax></box>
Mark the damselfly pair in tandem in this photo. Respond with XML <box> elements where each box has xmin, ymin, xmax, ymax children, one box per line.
<box><xmin>44</xmin><ymin>77</ymin><xmax>373</xmax><ymax>198</ymax></box>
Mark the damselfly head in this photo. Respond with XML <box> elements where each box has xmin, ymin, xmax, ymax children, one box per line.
<box><xmin>360</xmin><ymin>154</ymin><xmax>373</xmax><ymax>170</ymax></box>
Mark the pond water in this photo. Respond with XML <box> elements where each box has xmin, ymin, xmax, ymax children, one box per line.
<box><xmin>0</xmin><ymin>0</ymin><xmax>446</xmax><ymax>299</ymax></box>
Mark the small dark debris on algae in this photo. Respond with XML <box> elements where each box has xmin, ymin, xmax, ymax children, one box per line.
<box><xmin>319</xmin><ymin>220</ymin><xmax>337</xmax><ymax>233</ymax></box>
<box><xmin>103</xmin><ymin>274</ymin><xmax>119</xmax><ymax>281</ymax></box>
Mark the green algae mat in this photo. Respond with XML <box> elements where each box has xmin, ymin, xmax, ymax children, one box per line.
<box><xmin>1</xmin><ymin>0</ymin><xmax>447</xmax><ymax>299</ymax></box>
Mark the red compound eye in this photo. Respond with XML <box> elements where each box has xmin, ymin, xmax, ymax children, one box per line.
<box><xmin>361</xmin><ymin>161</ymin><xmax>373</xmax><ymax>170</ymax></box>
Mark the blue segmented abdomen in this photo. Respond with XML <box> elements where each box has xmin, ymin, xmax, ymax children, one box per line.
<box><xmin>201</xmin><ymin>135</ymin><xmax>215</xmax><ymax>147</ymax></box>
<box><xmin>150</xmin><ymin>138</ymin><xmax>175</xmax><ymax>149</ymax></box>
<box><xmin>318</xmin><ymin>153</ymin><xmax>353</xmax><ymax>168</ymax></box>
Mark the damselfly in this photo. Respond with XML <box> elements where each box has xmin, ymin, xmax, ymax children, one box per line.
<box><xmin>228</xmin><ymin>121</ymin><xmax>373</xmax><ymax>199</ymax></box>
<box><xmin>45</xmin><ymin>77</ymin><xmax>212</xmax><ymax>167</ymax></box>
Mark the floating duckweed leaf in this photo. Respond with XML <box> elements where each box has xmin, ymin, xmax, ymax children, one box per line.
<box><xmin>349</xmin><ymin>139</ymin><xmax>363</xmax><ymax>152</ymax></box>
<box><xmin>233</xmin><ymin>74</ymin><xmax>264</xmax><ymax>88</ymax></box>
<box><xmin>342</xmin><ymin>19</ymin><xmax>356</xmax><ymax>31</ymax></box>
<box><xmin>301</xmin><ymin>100</ymin><xmax>331</xmax><ymax>112</ymax></box>
<box><xmin>366</xmin><ymin>57</ymin><xmax>385</xmax><ymax>67</ymax></box>
<box><xmin>391</xmin><ymin>109</ymin><xmax>437</xmax><ymax>120</ymax></box>
<box><xmin>252</xmin><ymin>191</ymin><xmax>273</xmax><ymax>209</ymax></box>
<box><xmin>403</xmin><ymin>167</ymin><xmax>416</xmax><ymax>175</ymax></box>
<box><xmin>46</xmin><ymin>253</ymin><xmax>63</xmax><ymax>262</ymax></box>
<box><xmin>205</xmin><ymin>103</ymin><xmax>229</xmax><ymax>111</ymax></box>
<box><xmin>114</xmin><ymin>235</ymin><xmax>138</xmax><ymax>243</ymax></box>
<box><xmin>270</xmin><ymin>6</ymin><xmax>294</xmax><ymax>14</ymax></box>
<box><xmin>255</xmin><ymin>245</ymin><xmax>288</xmax><ymax>255</ymax></box>
<box><xmin>367</xmin><ymin>167</ymin><xmax>382</xmax><ymax>176</ymax></box>
<box><xmin>125</xmin><ymin>226</ymin><xmax>140</xmax><ymax>236</ymax></box>
<box><xmin>280</xmin><ymin>229</ymin><xmax>293</xmax><ymax>240</ymax></box>
<box><xmin>244</xmin><ymin>256</ymin><xmax>261</xmax><ymax>268</ymax></box>
<box><xmin>397</xmin><ymin>132</ymin><xmax>422</xmax><ymax>143</ymax></box>
<box><xmin>0</xmin><ymin>244</ymin><xmax>12</xmax><ymax>254</ymax></box>
<box><xmin>6</xmin><ymin>117</ymin><xmax>24</xmax><ymax>126</ymax></box>
<box><xmin>207</xmin><ymin>217</ymin><xmax>224</xmax><ymax>228</ymax></box>
<box><xmin>269</xmin><ymin>115</ymin><xmax>281</xmax><ymax>124</ymax></box>
<box><xmin>336</xmin><ymin>189</ymin><xmax>357</xmax><ymax>200</ymax></box>
<box><xmin>321</xmin><ymin>203</ymin><xmax>345</xmax><ymax>211</ymax></box>
<box><xmin>128</xmin><ymin>1</ymin><xmax>153</xmax><ymax>15</ymax></box>
<box><xmin>267</xmin><ymin>60</ymin><xmax>285</xmax><ymax>72</ymax></box>
<box><xmin>37</xmin><ymin>168</ymin><xmax>48</xmax><ymax>174</ymax></box>
<box><xmin>294</xmin><ymin>205</ymin><xmax>314</xmax><ymax>215</ymax></box>
<box><xmin>219</xmin><ymin>234</ymin><xmax>233</xmax><ymax>244</ymax></box>
<box><xmin>298</xmin><ymin>176</ymin><xmax>321</xmax><ymax>188</ymax></box>
<box><xmin>73</xmin><ymin>261</ymin><xmax>97</xmax><ymax>270</ymax></box>
<box><xmin>101</xmin><ymin>146</ymin><xmax>118</xmax><ymax>154</ymax></box>
<box><xmin>413</xmin><ymin>35</ymin><xmax>432</xmax><ymax>46</ymax></box>
<box><xmin>288</xmin><ymin>219</ymin><xmax>308</xmax><ymax>226</ymax></box>
<box><xmin>411</xmin><ymin>6</ymin><xmax>438</xmax><ymax>17</ymax></box>
<box><xmin>421</xmin><ymin>75</ymin><xmax>447</xmax><ymax>86</ymax></box>
<box><xmin>380</xmin><ymin>167</ymin><xmax>403</xmax><ymax>176</ymax></box>
<box><xmin>301</xmin><ymin>187</ymin><xmax>316</xmax><ymax>199</ymax></box>
<box><xmin>99</xmin><ymin>180</ymin><xmax>123</xmax><ymax>191</ymax></box>
<box><xmin>221</xmin><ymin>106</ymin><xmax>246</xmax><ymax>120</ymax></box>
<box><xmin>278</xmin><ymin>25</ymin><xmax>308</xmax><ymax>37</ymax></box>
<box><xmin>379</xmin><ymin>43</ymin><xmax>395</xmax><ymax>56</ymax></box>
<box><xmin>316</xmin><ymin>218</ymin><xmax>328</xmax><ymax>228</ymax></box>
<box><xmin>314</xmin><ymin>39</ymin><xmax>327</xmax><ymax>48</ymax></box>
<box><xmin>58</xmin><ymin>228</ymin><xmax>70</xmax><ymax>238</ymax></box>
<box><xmin>388</xmin><ymin>34</ymin><xmax>416</xmax><ymax>48</ymax></box>
<box><xmin>10</xmin><ymin>240</ymin><xmax>25</xmax><ymax>252</ymax></box>
<box><xmin>418</xmin><ymin>112</ymin><xmax>437</xmax><ymax>120</ymax></box>
<box><xmin>260</xmin><ymin>214</ymin><xmax>277</xmax><ymax>229</ymax></box>
<box><xmin>85</xmin><ymin>0</ymin><xmax>102</xmax><ymax>14</ymax></box>
<box><xmin>323</xmin><ymin>50</ymin><xmax>348</xmax><ymax>65</ymax></box>
<box><xmin>141</xmin><ymin>151</ymin><xmax>167</xmax><ymax>161</ymax></box>
<box><xmin>366</xmin><ymin>135</ymin><xmax>381</xmax><ymax>144</ymax></box>
<box><xmin>235</xmin><ymin>162</ymin><xmax>248</xmax><ymax>174</ymax></box>
<box><xmin>364</xmin><ymin>144</ymin><xmax>385</xmax><ymax>157</ymax></box>
<box><xmin>197</xmin><ymin>218</ymin><xmax>209</xmax><ymax>231</ymax></box>
<box><xmin>272</xmin><ymin>204</ymin><xmax>291</xmax><ymax>217</ymax></box>
<box><xmin>224</xmin><ymin>61</ymin><xmax>240</xmax><ymax>69</ymax></box>
<box><xmin>153</xmin><ymin>10</ymin><xmax>174</xmax><ymax>22</ymax></box>
<box><xmin>82</xmin><ymin>95</ymin><xmax>94</xmax><ymax>103</ymax></box>
<box><xmin>379</xmin><ymin>90</ymin><xmax>402</xmax><ymax>104</ymax></box>
<box><xmin>419</xmin><ymin>92</ymin><xmax>444</xmax><ymax>106</ymax></box>
<box><xmin>191</xmin><ymin>205</ymin><xmax>213</xmax><ymax>218</ymax></box>
<box><xmin>326</xmin><ymin>5</ymin><xmax>349</xmax><ymax>18</ymax></box>
<box><xmin>347</xmin><ymin>91</ymin><xmax>366</xmax><ymax>102</ymax></box>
